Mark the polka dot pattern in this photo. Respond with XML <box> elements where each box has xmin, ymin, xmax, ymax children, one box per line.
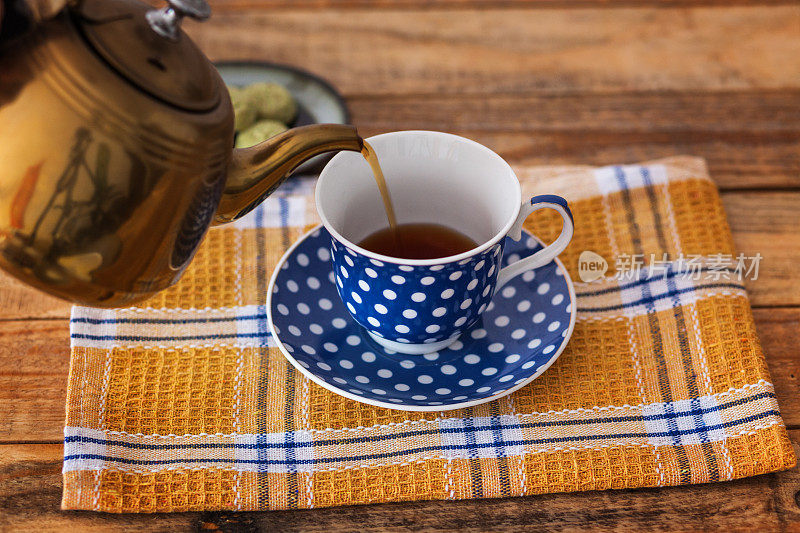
<box><xmin>330</xmin><ymin>233</ymin><xmax>502</xmax><ymax>345</ymax></box>
<box><xmin>269</xmin><ymin>227</ymin><xmax>573</xmax><ymax>409</ymax></box>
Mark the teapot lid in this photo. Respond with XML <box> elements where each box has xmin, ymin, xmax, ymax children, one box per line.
<box><xmin>76</xmin><ymin>0</ymin><xmax>220</xmax><ymax>112</ymax></box>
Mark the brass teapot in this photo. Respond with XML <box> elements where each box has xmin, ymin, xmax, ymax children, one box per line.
<box><xmin>0</xmin><ymin>0</ymin><xmax>363</xmax><ymax>306</ymax></box>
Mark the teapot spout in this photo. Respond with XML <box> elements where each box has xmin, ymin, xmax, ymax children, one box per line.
<box><xmin>214</xmin><ymin>124</ymin><xmax>363</xmax><ymax>224</ymax></box>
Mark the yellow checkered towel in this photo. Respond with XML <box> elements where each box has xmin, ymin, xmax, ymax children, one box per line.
<box><xmin>63</xmin><ymin>156</ymin><xmax>795</xmax><ymax>512</ymax></box>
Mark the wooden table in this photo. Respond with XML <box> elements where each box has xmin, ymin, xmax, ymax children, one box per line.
<box><xmin>2</xmin><ymin>1</ymin><xmax>800</xmax><ymax>530</ymax></box>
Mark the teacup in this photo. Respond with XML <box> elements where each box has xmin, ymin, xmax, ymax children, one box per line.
<box><xmin>315</xmin><ymin>131</ymin><xmax>573</xmax><ymax>355</ymax></box>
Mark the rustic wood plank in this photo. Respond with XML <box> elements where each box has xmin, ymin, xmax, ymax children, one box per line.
<box><xmin>755</xmin><ymin>308</ymin><xmax>800</xmax><ymax>428</ymax></box>
<box><xmin>203</xmin><ymin>0</ymin><xmax>800</xmax><ymax>10</ymax></box>
<box><xmin>1</xmin><ymin>307</ymin><xmax>798</xmax><ymax>443</ymax></box>
<box><xmin>1</xmin><ymin>437</ymin><xmax>798</xmax><ymax>531</ymax></box>
<box><xmin>0</xmin><ymin>321</ymin><xmax>69</xmax><ymax>442</ymax></box>
<box><xmin>189</xmin><ymin>6</ymin><xmax>800</xmax><ymax>95</ymax></box>
<box><xmin>350</xmin><ymin>91</ymin><xmax>800</xmax><ymax>134</ymax></box>
<box><xmin>406</xmin><ymin>130</ymin><xmax>800</xmax><ymax>190</ymax></box>
<box><xmin>349</xmin><ymin>91</ymin><xmax>800</xmax><ymax>189</ymax></box>
<box><xmin>0</xmin><ymin>273</ymin><xmax>71</xmax><ymax>320</ymax></box>
<box><xmin>723</xmin><ymin>192</ymin><xmax>800</xmax><ymax>307</ymax></box>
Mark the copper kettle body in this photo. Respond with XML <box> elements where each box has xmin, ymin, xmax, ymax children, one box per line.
<box><xmin>0</xmin><ymin>0</ymin><xmax>363</xmax><ymax>307</ymax></box>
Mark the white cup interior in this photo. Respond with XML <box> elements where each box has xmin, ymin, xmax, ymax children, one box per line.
<box><xmin>316</xmin><ymin>131</ymin><xmax>521</xmax><ymax>258</ymax></box>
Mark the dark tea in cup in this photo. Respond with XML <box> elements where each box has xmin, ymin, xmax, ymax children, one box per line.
<box><xmin>359</xmin><ymin>141</ymin><xmax>477</xmax><ymax>260</ymax></box>
<box><xmin>358</xmin><ymin>223</ymin><xmax>477</xmax><ymax>260</ymax></box>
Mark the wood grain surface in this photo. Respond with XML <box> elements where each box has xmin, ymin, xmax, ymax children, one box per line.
<box><xmin>188</xmin><ymin>6</ymin><xmax>800</xmax><ymax>95</ymax></box>
<box><xmin>1</xmin><ymin>1</ymin><xmax>799</xmax><ymax>531</ymax></box>
<box><xmin>200</xmin><ymin>1</ymin><xmax>800</xmax><ymax>10</ymax></box>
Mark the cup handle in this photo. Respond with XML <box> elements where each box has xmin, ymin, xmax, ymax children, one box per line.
<box><xmin>495</xmin><ymin>194</ymin><xmax>574</xmax><ymax>289</ymax></box>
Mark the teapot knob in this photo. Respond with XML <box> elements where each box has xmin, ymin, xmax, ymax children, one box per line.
<box><xmin>146</xmin><ymin>0</ymin><xmax>211</xmax><ymax>41</ymax></box>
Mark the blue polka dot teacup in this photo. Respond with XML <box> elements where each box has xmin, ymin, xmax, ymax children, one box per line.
<box><xmin>316</xmin><ymin>131</ymin><xmax>573</xmax><ymax>355</ymax></box>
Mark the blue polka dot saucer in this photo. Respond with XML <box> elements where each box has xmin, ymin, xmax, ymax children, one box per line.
<box><xmin>267</xmin><ymin>225</ymin><xmax>576</xmax><ymax>411</ymax></box>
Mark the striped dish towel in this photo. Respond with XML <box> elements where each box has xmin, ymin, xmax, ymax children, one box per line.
<box><xmin>63</xmin><ymin>156</ymin><xmax>795</xmax><ymax>512</ymax></box>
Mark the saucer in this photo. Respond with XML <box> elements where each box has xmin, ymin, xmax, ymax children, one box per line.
<box><xmin>267</xmin><ymin>226</ymin><xmax>576</xmax><ymax>411</ymax></box>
